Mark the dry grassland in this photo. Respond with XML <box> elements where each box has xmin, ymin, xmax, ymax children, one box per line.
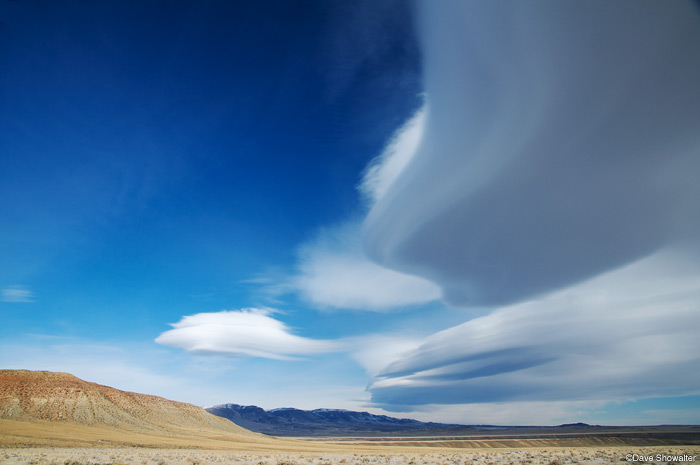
<box><xmin>1</xmin><ymin>446</ymin><xmax>699</xmax><ymax>465</ymax></box>
<box><xmin>0</xmin><ymin>418</ymin><xmax>323</xmax><ymax>452</ymax></box>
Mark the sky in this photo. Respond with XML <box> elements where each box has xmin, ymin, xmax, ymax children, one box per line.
<box><xmin>1</xmin><ymin>0</ymin><xmax>700</xmax><ymax>426</ymax></box>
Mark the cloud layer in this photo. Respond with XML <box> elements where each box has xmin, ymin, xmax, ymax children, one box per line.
<box><xmin>368</xmin><ymin>250</ymin><xmax>700</xmax><ymax>406</ymax></box>
<box><xmin>362</xmin><ymin>0</ymin><xmax>700</xmax><ymax>307</ymax></box>
<box><xmin>155</xmin><ymin>308</ymin><xmax>339</xmax><ymax>360</ymax></box>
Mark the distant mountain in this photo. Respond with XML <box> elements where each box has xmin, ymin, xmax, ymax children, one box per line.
<box><xmin>206</xmin><ymin>403</ymin><xmax>467</xmax><ymax>436</ymax></box>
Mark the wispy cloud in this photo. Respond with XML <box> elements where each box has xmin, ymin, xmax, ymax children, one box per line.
<box><xmin>349</xmin><ymin>334</ymin><xmax>424</xmax><ymax>377</ymax></box>
<box><xmin>362</xmin><ymin>0</ymin><xmax>700</xmax><ymax>307</ymax></box>
<box><xmin>360</xmin><ymin>105</ymin><xmax>426</xmax><ymax>205</ymax></box>
<box><xmin>1</xmin><ymin>286</ymin><xmax>34</xmax><ymax>303</ymax></box>
<box><xmin>292</xmin><ymin>222</ymin><xmax>440</xmax><ymax>310</ymax></box>
<box><xmin>155</xmin><ymin>308</ymin><xmax>340</xmax><ymax>360</ymax></box>
<box><xmin>245</xmin><ymin>222</ymin><xmax>440</xmax><ymax>311</ymax></box>
<box><xmin>367</xmin><ymin>250</ymin><xmax>700</xmax><ymax>406</ymax></box>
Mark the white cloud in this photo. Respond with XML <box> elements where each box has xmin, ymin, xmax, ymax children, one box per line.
<box><xmin>1</xmin><ymin>286</ymin><xmax>34</xmax><ymax>303</ymax></box>
<box><xmin>362</xmin><ymin>0</ymin><xmax>700</xmax><ymax>307</ymax></box>
<box><xmin>293</xmin><ymin>222</ymin><xmax>440</xmax><ymax>311</ymax></box>
<box><xmin>360</xmin><ymin>105</ymin><xmax>426</xmax><ymax>205</ymax></box>
<box><xmin>155</xmin><ymin>308</ymin><xmax>340</xmax><ymax>360</ymax></box>
<box><xmin>349</xmin><ymin>334</ymin><xmax>424</xmax><ymax>377</ymax></box>
<box><xmin>368</xmin><ymin>250</ymin><xmax>700</xmax><ymax>406</ymax></box>
<box><xmin>295</xmin><ymin>249</ymin><xmax>440</xmax><ymax>311</ymax></box>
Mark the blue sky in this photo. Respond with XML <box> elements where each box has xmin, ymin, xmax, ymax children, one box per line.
<box><xmin>2</xmin><ymin>0</ymin><xmax>700</xmax><ymax>426</ymax></box>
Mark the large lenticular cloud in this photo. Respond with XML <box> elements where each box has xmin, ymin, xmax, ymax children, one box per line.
<box><xmin>362</xmin><ymin>0</ymin><xmax>700</xmax><ymax>307</ymax></box>
<box><xmin>368</xmin><ymin>250</ymin><xmax>700</xmax><ymax>405</ymax></box>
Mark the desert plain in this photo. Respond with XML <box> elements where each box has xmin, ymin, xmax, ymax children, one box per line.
<box><xmin>2</xmin><ymin>446</ymin><xmax>700</xmax><ymax>465</ymax></box>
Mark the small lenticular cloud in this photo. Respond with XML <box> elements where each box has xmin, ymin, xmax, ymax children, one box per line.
<box><xmin>1</xmin><ymin>286</ymin><xmax>34</xmax><ymax>303</ymax></box>
<box><xmin>155</xmin><ymin>308</ymin><xmax>340</xmax><ymax>360</ymax></box>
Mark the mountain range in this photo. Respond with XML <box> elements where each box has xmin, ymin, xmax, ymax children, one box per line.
<box><xmin>206</xmin><ymin>403</ymin><xmax>471</xmax><ymax>437</ymax></box>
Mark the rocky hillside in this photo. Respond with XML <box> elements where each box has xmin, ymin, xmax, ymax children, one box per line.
<box><xmin>0</xmin><ymin>370</ymin><xmax>310</xmax><ymax>450</ymax></box>
<box><xmin>0</xmin><ymin>370</ymin><xmax>247</xmax><ymax>431</ymax></box>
